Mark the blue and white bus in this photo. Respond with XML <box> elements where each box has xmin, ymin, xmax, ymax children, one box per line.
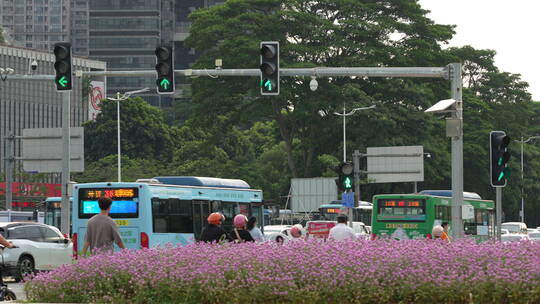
<box><xmin>71</xmin><ymin>177</ymin><xmax>263</xmax><ymax>255</ymax></box>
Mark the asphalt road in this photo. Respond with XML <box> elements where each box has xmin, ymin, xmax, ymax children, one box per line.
<box><xmin>6</xmin><ymin>281</ymin><xmax>25</xmax><ymax>301</ymax></box>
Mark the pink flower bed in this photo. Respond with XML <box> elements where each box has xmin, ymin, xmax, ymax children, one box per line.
<box><xmin>25</xmin><ymin>239</ymin><xmax>540</xmax><ymax>303</ymax></box>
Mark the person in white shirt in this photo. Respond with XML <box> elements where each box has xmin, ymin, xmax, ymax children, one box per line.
<box><xmin>247</xmin><ymin>216</ymin><xmax>265</xmax><ymax>242</ymax></box>
<box><xmin>328</xmin><ymin>214</ymin><xmax>356</xmax><ymax>241</ymax></box>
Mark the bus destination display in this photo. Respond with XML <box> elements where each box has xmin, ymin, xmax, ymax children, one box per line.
<box><xmin>80</xmin><ymin>188</ymin><xmax>137</xmax><ymax>200</ymax></box>
<box><xmin>381</xmin><ymin>200</ymin><xmax>423</xmax><ymax>207</ymax></box>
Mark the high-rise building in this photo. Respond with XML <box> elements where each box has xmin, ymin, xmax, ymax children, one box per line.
<box><xmin>83</xmin><ymin>0</ymin><xmax>174</xmax><ymax>106</ymax></box>
<box><xmin>0</xmin><ymin>0</ymin><xmax>71</xmax><ymax>53</ymax></box>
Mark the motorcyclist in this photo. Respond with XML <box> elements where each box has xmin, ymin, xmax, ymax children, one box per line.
<box><xmin>229</xmin><ymin>214</ymin><xmax>255</xmax><ymax>243</ymax></box>
<box><xmin>200</xmin><ymin>213</ymin><xmax>231</xmax><ymax>243</ymax></box>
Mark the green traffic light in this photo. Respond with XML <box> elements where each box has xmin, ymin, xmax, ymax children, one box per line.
<box><xmin>57</xmin><ymin>76</ymin><xmax>68</xmax><ymax>87</ymax></box>
<box><xmin>497</xmin><ymin>171</ymin><xmax>505</xmax><ymax>181</ymax></box>
<box><xmin>343</xmin><ymin>176</ymin><xmax>352</xmax><ymax>189</ymax></box>
<box><xmin>261</xmin><ymin>79</ymin><xmax>273</xmax><ymax>91</ymax></box>
<box><xmin>159</xmin><ymin>78</ymin><xmax>170</xmax><ymax>90</ymax></box>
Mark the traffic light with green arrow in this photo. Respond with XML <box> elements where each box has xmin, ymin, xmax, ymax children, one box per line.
<box><xmin>53</xmin><ymin>42</ymin><xmax>72</xmax><ymax>91</ymax></box>
<box><xmin>260</xmin><ymin>41</ymin><xmax>279</xmax><ymax>95</ymax></box>
<box><xmin>155</xmin><ymin>46</ymin><xmax>175</xmax><ymax>94</ymax></box>
<box><xmin>490</xmin><ymin>131</ymin><xmax>511</xmax><ymax>187</ymax></box>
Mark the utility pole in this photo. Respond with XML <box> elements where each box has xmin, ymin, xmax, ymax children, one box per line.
<box><xmin>449</xmin><ymin>63</ymin><xmax>464</xmax><ymax>239</ymax></box>
<box><xmin>4</xmin><ymin>134</ymin><xmax>14</xmax><ymax>221</ymax></box>
<box><xmin>60</xmin><ymin>91</ymin><xmax>71</xmax><ymax>235</ymax></box>
<box><xmin>353</xmin><ymin>150</ymin><xmax>361</xmax><ymax>206</ymax></box>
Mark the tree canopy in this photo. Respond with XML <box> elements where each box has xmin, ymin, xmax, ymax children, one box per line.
<box><xmin>79</xmin><ymin>0</ymin><xmax>539</xmax><ymax>228</ymax></box>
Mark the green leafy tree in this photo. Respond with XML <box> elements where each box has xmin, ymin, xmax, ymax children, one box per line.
<box><xmin>83</xmin><ymin>97</ymin><xmax>179</xmax><ymax>162</ymax></box>
<box><xmin>186</xmin><ymin>0</ymin><xmax>456</xmax><ymax>180</ymax></box>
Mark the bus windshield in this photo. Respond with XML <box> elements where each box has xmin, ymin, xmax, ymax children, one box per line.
<box><xmin>377</xmin><ymin>199</ymin><xmax>426</xmax><ymax>222</ymax></box>
<box><xmin>78</xmin><ymin>188</ymin><xmax>139</xmax><ymax>219</ymax></box>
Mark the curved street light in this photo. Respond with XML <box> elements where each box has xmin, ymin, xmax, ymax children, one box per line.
<box><xmin>331</xmin><ymin>105</ymin><xmax>376</xmax><ymax>162</ymax></box>
<box><xmin>107</xmin><ymin>88</ymin><xmax>150</xmax><ymax>182</ymax></box>
<box><xmin>514</xmin><ymin>135</ymin><xmax>540</xmax><ymax>223</ymax></box>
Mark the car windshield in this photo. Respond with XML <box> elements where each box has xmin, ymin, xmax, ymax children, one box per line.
<box><xmin>501</xmin><ymin>224</ymin><xmax>521</xmax><ymax>233</ymax></box>
<box><xmin>529</xmin><ymin>233</ymin><xmax>540</xmax><ymax>238</ymax></box>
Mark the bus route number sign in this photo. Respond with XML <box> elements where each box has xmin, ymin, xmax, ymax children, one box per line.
<box><xmin>81</xmin><ymin>188</ymin><xmax>138</xmax><ymax>199</ymax></box>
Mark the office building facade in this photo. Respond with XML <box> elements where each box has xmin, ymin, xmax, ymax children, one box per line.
<box><xmin>0</xmin><ymin>44</ymin><xmax>106</xmax><ymax>181</ymax></box>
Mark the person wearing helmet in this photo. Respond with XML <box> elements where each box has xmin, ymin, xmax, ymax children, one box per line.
<box><xmin>290</xmin><ymin>224</ymin><xmax>303</xmax><ymax>239</ymax></box>
<box><xmin>229</xmin><ymin>214</ymin><xmax>255</xmax><ymax>243</ymax></box>
<box><xmin>432</xmin><ymin>225</ymin><xmax>444</xmax><ymax>239</ymax></box>
<box><xmin>201</xmin><ymin>212</ymin><xmax>231</xmax><ymax>243</ymax></box>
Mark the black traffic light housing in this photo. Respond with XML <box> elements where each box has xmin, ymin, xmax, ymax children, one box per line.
<box><xmin>490</xmin><ymin>131</ymin><xmax>511</xmax><ymax>187</ymax></box>
<box><xmin>53</xmin><ymin>42</ymin><xmax>72</xmax><ymax>91</ymax></box>
<box><xmin>155</xmin><ymin>46</ymin><xmax>175</xmax><ymax>94</ymax></box>
<box><xmin>260</xmin><ymin>41</ymin><xmax>279</xmax><ymax>95</ymax></box>
<box><xmin>333</xmin><ymin>162</ymin><xmax>354</xmax><ymax>192</ymax></box>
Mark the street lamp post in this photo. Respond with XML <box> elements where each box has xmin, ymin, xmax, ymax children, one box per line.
<box><xmin>332</xmin><ymin>104</ymin><xmax>376</xmax><ymax>162</ymax></box>
<box><xmin>107</xmin><ymin>88</ymin><xmax>149</xmax><ymax>182</ymax></box>
<box><xmin>514</xmin><ymin>135</ymin><xmax>540</xmax><ymax>223</ymax></box>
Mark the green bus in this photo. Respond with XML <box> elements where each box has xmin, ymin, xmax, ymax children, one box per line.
<box><xmin>371</xmin><ymin>190</ymin><xmax>495</xmax><ymax>241</ymax></box>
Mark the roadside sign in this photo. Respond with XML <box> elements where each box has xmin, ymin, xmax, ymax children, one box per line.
<box><xmin>342</xmin><ymin>192</ymin><xmax>354</xmax><ymax>208</ymax></box>
<box><xmin>307</xmin><ymin>221</ymin><xmax>336</xmax><ymax>239</ymax></box>
<box><xmin>367</xmin><ymin>146</ymin><xmax>424</xmax><ymax>183</ymax></box>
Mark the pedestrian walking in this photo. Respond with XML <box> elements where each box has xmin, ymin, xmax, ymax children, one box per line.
<box><xmin>229</xmin><ymin>214</ymin><xmax>255</xmax><ymax>243</ymax></box>
<box><xmin>81</xmin><ymin>196</ymin><xmax>125</xmax><ymax>255</ymax></box>
<box><xmin>201</xmin><ymin>212</ymin><xmax>231</xmax><ymax>243</ymax></box>
<box><xmin>247</xmin><ymin>216</ymin><xmax>264</xmax><ymax>242</ymax></box>
<box><xmin>328</xmin><ymin>214</ymin><xmax>356</xmax><ymax>241</ymax></box>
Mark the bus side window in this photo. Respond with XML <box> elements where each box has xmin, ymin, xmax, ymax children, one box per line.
<box><xmin>152</xmin><ymin>198</ymin><xmax>193</xmax><ymax>233</ymax></box>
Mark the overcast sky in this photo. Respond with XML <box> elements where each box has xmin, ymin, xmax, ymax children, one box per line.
<box><xmin>418</xmin><ymin>0</ymin><xmax>539</xmax><ymax>101</ymax></box>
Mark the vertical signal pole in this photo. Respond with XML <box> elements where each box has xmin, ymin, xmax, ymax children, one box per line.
<box><xmin>54</xmin><ymin>42</ymin><xmax>72</xmax><ymax>235</ymax></box>
<box><xmin>353</xmin><ymin>150</ymin><xmax>361</xmax><ymax>206</ymax></box>
<box><xmin>61</xmin><ymin>91</ymin><xmax>71</xmax><ymax>235</ymax></box>
<box><xmin>450</xmin><ymin>63</ymin><xmax>464</xmax><ymax>239</ymax></box>
<box><xmin>496</xmin><ymin>187</ymin><xmax>502</xmax><ymax>241</ymax></box>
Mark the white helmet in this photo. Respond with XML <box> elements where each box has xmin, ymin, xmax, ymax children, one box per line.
<box><xmin>432</xmin><ymin>225</ymin><xmax>443</xmax><ymax>237</ymax></box>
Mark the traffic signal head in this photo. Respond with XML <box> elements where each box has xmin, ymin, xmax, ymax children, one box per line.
<box><xmin>53</xmin><ymin>42</ymin><xmax>72</xmax><ymax>91</ymax></box>
<box><xmin>333</xmin><ymin>162</ymin><xmax>354</xmax><ymax>191</ymax></box>
<box><xmin>155</xmin><ymin>46</ymin><xmax>175</xmax><ymax>94</ymax></box>
<box><xmin>260</xmin><ymin>41</ymin><xmax>279</xmax><ymax>95</ymax></box>
<box><xmin>490</xmin><ymin>131</ymin><xmax>511</xmax><ymax>187</ymax></box>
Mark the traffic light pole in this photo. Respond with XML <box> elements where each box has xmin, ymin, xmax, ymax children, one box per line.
<box><xmin>496</xmin><ymin>187</ymin><xmax>502</xmax><ymax>241</ymax></box>
<box><xmin>353</xmin><ymin>150</ymin><xmax>361</xmax><ymax>206</ymax></box>
<box><xmin>60</xmin><ymin>91</ymin><xmax>71</xmax><ymax>235</ymax></box>
<box><xmin>449</xmin><ymin>63</ymin><xmax>464</xmax><ymax>239</ymax></box>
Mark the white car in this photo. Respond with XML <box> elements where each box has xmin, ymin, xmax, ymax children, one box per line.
<box><xmin>0</xmin><ymin>222</ymin><xmax>72</xmax><ymax>281</ymax></box>
<box><xmin>501</xmin><ymin>234</ymin><xmax>529</xmax><ymax>243</ymax></box>
<box><xmin>263</xmin><ymin>225</ymin><xmax>292</xmax><ymax>243</ymax></box>
<box><xmin>528</xmin><ymin>232</ymin><xmax>540</xmax><ymax>242</ymax></box>
<box><xmin>352</xmin><ymin>222</ymin><xmax>370</xmax><ymax>239</ymax></box>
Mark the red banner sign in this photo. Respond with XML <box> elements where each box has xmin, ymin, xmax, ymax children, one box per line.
<box><xmin>0</xmin><ymin>182</ymin><xmax>61</xmax><ymax>198</ymax></box>
<box><xmin>307</xmin><ymin>221</ymin><xmax>336</xmax><ymax>238</ymax></box>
